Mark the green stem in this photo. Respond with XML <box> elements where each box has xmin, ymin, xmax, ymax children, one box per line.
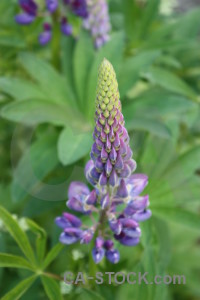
<box><xmin>51</xmin><ymin>10</ymin><xmax>61</xmax><ymax>70</ymax></box>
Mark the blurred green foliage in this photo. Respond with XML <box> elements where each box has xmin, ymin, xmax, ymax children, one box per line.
<box><xmin>0</xmin><ymin>0</ymin><xmax>200</xmax><ymax>299</ymax></box>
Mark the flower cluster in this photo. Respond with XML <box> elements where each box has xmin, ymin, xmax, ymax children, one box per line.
<box><xmin>83</xmin><ymin>0</ymin><xmax>111</xmax><ymax>48</ymax></box>
<box><xmin>15</xmin><ymin>0</ymin><xmax>88</xmax><ymax>45</ymax></box>
<box><xmin>55</xmin><ymin>59</ymin><xmax>151</xmax><ymax>264</ymax></box>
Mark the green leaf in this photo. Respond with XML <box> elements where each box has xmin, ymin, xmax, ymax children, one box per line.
<box><xmin>80</xmin><ymin>288</ymin><xmax>105</xmax><ymax>300</ymax></box>
<box><xmin>0</xmin><ymin>77</ymin><xmax>46</xmax><ymax>101</ymax></box>
<box><xmin>1</xmin><ymin>275</ymin><xmax>36</xmax><ymax>300</ymax></box>
<box><xmin>0</xmin><ymin>206</ymin><xmax>35</xmax><ymax>263</ymax></box>
<box><xmin>137</xmin><ymin>0</ymin><xmax>160</xmax><ymax>39</ymax></box>
<box><xmin>26</xmin><ymin>219</ymin><xmax>47</xmax><ymax>264</ymax></box>
<box><xmin>0</xmin><ymin>35</ymin><xmax>25</xmax><ymax>48</ymax></box>
<box><xmin>12</xmin><ymin>134</ymin><xmax>59</xmax><ymax>203</ymax></box>
<box><xmin>19</xmin><ymin>53</ymin><xmax>76</xmax><ymax>107</ymax></box>
<box><xmin>58</xmin><ymin>127</ymin><xmax>93</xmax><ymax>166</ymax></box>
<box><xmin>43</xmin><ymin>243</ymin><xmax>65</xmax><ymax>269</ymax></box>
<box><xmin>124</xmin><ymin>89</ymin><xmax>195</xmax><ymax>118</ymax></box>
<box><xmin>0</xmin><ymin>253</ymin><xmax>34</xmax><ymax>271</ymax></box>
<box><xmin>152</xmin><ymin>208</ymin><xmax>200</xmax><ymax>230</ymax></box>
<box><xmin>118</xmin><ymin>50</ymin><xmax>160</xmax><ymax>97</ymax></box>
<box><xmin>73</xmin><ymin>31</ymin><xmax>94</xmax><ymax>108</ymax></box>
<box><xmin>142</xmin><ymin>66</ymin><xmax>196</xmax><ymax>100</ymax></box>
<box><xmin>126</xmin><ymin>117</ymin><xmax>171</xmax><ymax>138</ymax></box>
<box><xmin>61</xmin><ymin>36</ymin><xmax>76</xmax><ymax>90</ymax></box>
<box><xmin>41</xmin><ymin>275</ymin><xmax>63</xmax><ymax>300</ymax></box>
<box><xmin>1</xmin><ymin>99</ymin><xmax>70</xmax><ymax>126</ymax></box>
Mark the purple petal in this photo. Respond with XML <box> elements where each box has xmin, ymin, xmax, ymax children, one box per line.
<box><xmin>109</xmin><ymin>170</ymin><xmax>118</xmax><ymax>187</ymax></box>
<box><xmin>127</xmin><ymin>195</ymin><xmax>149</xmax><ymax>210</ymax></box>
<box><xmin>38</xmin><ymin>30</ymin><xmax>52</xmax><ymax>45</ymax></box>
<box><xmin>123</xmin><ymin>227</ymin><xmax>141</xmax><ymax>238</ymax></box>
<box><xmin>99</xmin><ymin>171</ymin><xmax>107</xmax><ymax>186</ymax></box>
<box><xmin>67</xmin><ymin>196</ymin><xmax>84</xmax><ymax>212</ymax></box>
<box><xmin>104</xmin><ymin>239</ymin><xmax>114</xmax><ymax>250</ymax></box>
<box><xmin>59</xmin><ymin>231</ymin><xmax>81</xmax><ymax>245</ymax></box>
<box><xmin>68</xmin><ymin>181</ymin><xmax>90</xmax><ymax>199</ymax></box>
<box><xmin>106</xmin><ymin>249</ymin><xmax>120</xmax><ymax>264</ymax></box>
<box><xmin>117</xmin><ymin>179</ymin><xmax>128</xmax><ymax>198</ymax></box>
<box><xmin>132</xmin><ymin>209</ymin><xmax>152</xmax><ymax>222</ymax></box>
<box><xmin>62</xmin><ymin>212</ymin><xmax>82</xmax><ymax>227</ymax></box>
<box><xmin>92</xmin><ymin>247</ymin><xmax>105</xmax><ymax>264</ymax></box>
<box><xmin>19</xmin><ymin>0</ymin><xmax>37</xmax><ymax>14</ymax></box>
<box><xmin>95</xmin><ymin>237</ymin><xmax>104</xmax><ymax>249</ymax></box>
<box><xmin>46</xmin><ymin>0</ymin><xmax>58</xmax><ymax>12</ymax></box>
<box><xmin>55</xmin><ymin>216</ymin><xmax>71</xmax><ymax>229</ymax></box>
<box><xmin>61</xmin><ymin>23</ymin><xmax>72</xmax><ymax>36</ymax></box>
<box><xmin>118</xmin><ymin>236</ymin><xmax>140</xmax><ymax>246</ymax></box>
<box><xmin>109</xmin><ymin>219</ymin><xmax>122</xmax><ymax>235</ymax></box>
<box><xmin>15</xmin><ymin>13</ymin><xmax>35</xmax><ymax>25</ymax></box>
<box><xmin>80</xmin><ymin>229</ymin><xmax>94</xmax><ymax>244</ymax></box>
<box><xmin>85</xmin><ymin>190</ymin><xmax>97</xmax><ymax>205</ymax></box>
<box><xmin>125</xmin><ymin>174</ymin><xmax>148</xmax><ymax>197</ymax></box>
<box><xmin>100</xmin><ymin>193</ymin><xmax>109</xmax><ymax>209</ymax></box>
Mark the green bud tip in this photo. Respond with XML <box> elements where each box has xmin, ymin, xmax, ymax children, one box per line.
<box><xmin>96</xmin><ymin>58</ymin><xmax>121</xmax><ymax>119</ymax></box>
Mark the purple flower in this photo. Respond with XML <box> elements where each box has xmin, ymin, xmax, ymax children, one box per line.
<box><xmin>59</xmin><ymin>228</ymin><xmax>82</xmax><ymax>244</ymax></box>
<box><xmin>61</xmin><ymin>17</ymin><xmax>73</xmax><ymax>36</ymax></box>
<box><xmin>38</xmin><ymin>23</ymin><xmax>52</xmax><ymax>45</ymax></box>
<box><xmin>83</xmin><ymin>0</ymin><xmax>111</xmax><ymax>48</ymax></box>
<box><xmin>46</xmin><ymin>0</ymin><xmax>58</xmax><ymax>13</ymax></box>
<box><xmin>92</xmin><ymin>247</ymin><xmax>105</xmax><ymax>263</ymax></box>
<box><xmin>106</xmin><ymin>249</ymin><xmax>120</xmax><ymax>264</ymax></box>
<box><xmin>55</xmin><ymin>59</ymin><xmax>151</xmax><ymax>264</ymax></box>
<box><xmin>15</xmin><ymin>0</ymin><xmax>37</xmax><ymax>25</ymax></box>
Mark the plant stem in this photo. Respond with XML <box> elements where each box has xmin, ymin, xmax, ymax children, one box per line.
<box><xmin>51</xmin><ymin>10</ymin><xmax>61</xmax><ymax>70</ymax></box>
<box><xmin>43</xmin><ymin>272</ymin><xmax>63</xmax><ymax>281</ymax></box>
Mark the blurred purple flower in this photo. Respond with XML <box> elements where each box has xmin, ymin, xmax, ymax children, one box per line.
<box><xmin>83</xmin><ymin>0</ymin><xmax>111</xmax><ymax>48</ymax></box>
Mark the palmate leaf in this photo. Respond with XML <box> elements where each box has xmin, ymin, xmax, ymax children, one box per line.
<box><xmin>19</xmin><ymin>53</ymin><xmax>76</xmax><ymax>107</ymax></box>
<box><xmin>0</xmin><ymin>206</ymin><xmax>35</xmax><ymax>264</ymax></box>
<box><xmin>1</xmin><ymin>275</ymin><xmax>37</xmax><ymax>300</ymax></box>
<box><xmin>41</xmin><ymin>276</ymin><xmax>63</xmax><ymax>300</ymax></box>
<box><xmin>140</xmin><ymin>136</ymin><xmax>200</xmax><ymax>230</ymax></box>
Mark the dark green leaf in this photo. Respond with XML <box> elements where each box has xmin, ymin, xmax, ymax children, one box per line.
<box><xmin>43</xmin><ymin>243</ymin><xmax>65</xmax><ymax>269</ymax></box>
<box><xmin>1</xmin><ymin>275</ymin><xmax>36</xmax><ymax>300</ymax></box>
<box><xmin>41</xmin><ymin>275</ymin><xmax>63</xmax><ymax>300</ymax></box>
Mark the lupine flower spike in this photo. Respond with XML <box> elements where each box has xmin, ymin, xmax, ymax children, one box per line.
<box><xmin>55</xmin><ymin>59</ymin><xmax>151</xmax><ymax>264</ymax></box>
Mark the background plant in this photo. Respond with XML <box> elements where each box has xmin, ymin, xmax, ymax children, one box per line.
<box><xmin>0</xmin><ymin>0</ymin><xmax>200</xmax><ymax>299</ymax></box>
